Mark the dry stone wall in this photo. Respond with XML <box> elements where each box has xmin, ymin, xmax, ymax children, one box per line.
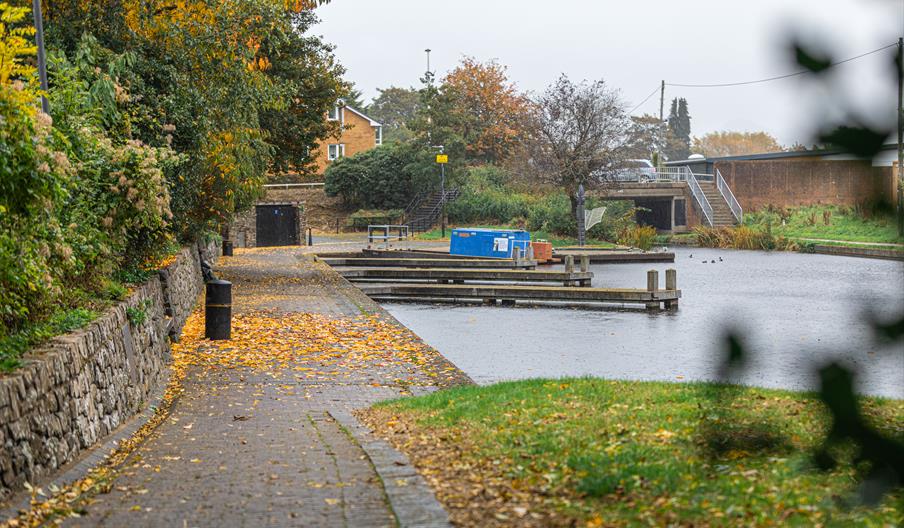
<box><xmin>0</xmin><ymin>241</ymin><xmax>217</xmax><ymax>502</ymax></box>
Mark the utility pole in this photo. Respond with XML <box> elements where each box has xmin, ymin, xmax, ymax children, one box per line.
<box><xmin>898</xmin><ymin>37</ymin><xmax>903</xmax><ymax>237</ymax></box>
<box><xmin>658</xmin><ymin>80</ymin><xmax>665</xmax><ymax>170</ymax></box>
<box><xmin>33</xmin><ymin>0</ymin><xmax>49</xmax><ymax>114</ymax></box>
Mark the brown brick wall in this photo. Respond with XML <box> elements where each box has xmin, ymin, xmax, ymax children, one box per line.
<box><xmin>311</xmin><ymin>109</ymin><xmax>378</xmax><ymax>175</ymax></box>
<box><xmin>715</xmin><ymin>160</ymin><xmax>896</xmax><ymax>212</ymax></box>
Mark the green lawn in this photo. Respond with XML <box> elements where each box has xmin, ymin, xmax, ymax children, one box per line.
<box><xmin>415</xmin><ymin>224</ymin><xmax>617</xmax><ymax>249</ymax></box>
<box><xmin>362</xmin><ymin>378</ymin><xmax>903</xmax><ymax>527</ymax></box>
<box><xmin>745</xmin><ymin>205</ymin><xmax>904</xmax><ymax>245</ymax></box>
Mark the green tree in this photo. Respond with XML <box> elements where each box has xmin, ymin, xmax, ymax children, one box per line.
<box><xmin>260</xmin><ymin>10</ymin><xmax>347</xmax><ymax>178</ymax></box>
<box><xmin>665</xmin><ymin>97</ymin><xmax>691</xmax><ymax>160</ymax></box>
<box><xmin>367</xmin><ymin>86</ymin><xmax>419</xmax><ymax>143</ymax></box>
<box><xmin>323</xmin><ymin>143</ymin><xmax>418</xmax><ymax>209</ymax></box>
<box><xmin>342</xmin><ymin>82</ymin><xmax>367</xmax><ymax>109</ymax></box>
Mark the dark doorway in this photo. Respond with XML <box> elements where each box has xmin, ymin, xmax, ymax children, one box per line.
<box><xmin>674</xmin><ymin>199</ymin><xmax>687</xmax><ymax>226</ymax></box>
<box><xmin>256</xmin><ymin>205</ymin><xmax>299</xmax><ymax>247</ymax></box>
<box><xmin>634</xmin><ymin>199</ymin><xmax>673</xmax><ymax>231</ymax></box>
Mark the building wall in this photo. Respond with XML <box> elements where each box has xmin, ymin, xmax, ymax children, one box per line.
<box><xmin>311</xmin><ymin>109</ymin><xmax>378</xmax><ymax>175</ymax></box>
<box><xmin>0</xmin><ymin>242</ymin><xmax>217</xmax><ymax>501</ymax></box>
<box><xmin>715</xmin><ymin>160</ymin><xmax>896</xmax><ymax>212</ymax></box>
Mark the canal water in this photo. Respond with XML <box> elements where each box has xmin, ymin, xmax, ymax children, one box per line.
<box><xmin>384</xmin><ymin>247</ymin><xmax>904</xmax><ymax>398</ymax></box>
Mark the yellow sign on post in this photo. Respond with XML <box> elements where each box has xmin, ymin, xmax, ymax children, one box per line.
<box><xmin>436</xmin><ymin>154</ymin><xmax>448</xmax><ymax>164</ymax></box>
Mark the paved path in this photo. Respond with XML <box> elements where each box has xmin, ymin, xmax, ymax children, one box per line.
<box><xmin>61</xmin><ymin>248</ymin><xmax>468</xmax><ymax>527</ymax></box>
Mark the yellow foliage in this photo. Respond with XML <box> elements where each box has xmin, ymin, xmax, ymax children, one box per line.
<box><xmin>0</xmin><ymin>2</ymin><xmax>37</xmax><ymax>85</ymax></box>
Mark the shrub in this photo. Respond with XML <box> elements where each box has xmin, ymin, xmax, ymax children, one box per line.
<box><xmin>347</xmin><ymin>209</ymin><xmax>404</xmax><ymax>229</ymax></box>
<box><xmin>0</xmin><ymin>13</ymin><xmax>175</xmax><ymax>338</ymax></box>
<box><xmin>618</xmin><ymin>225</ymin><xmax>658</xmax><ymax>250</ymax></box>
<box><xmin>324</xmin><ymin>144</ymin><xmax>419</xmax><ymax>210</ymax></box>
<box><xmin>693</xmin><ymin>226</ymin><xmax>797</xmax><ymax>251</ymax></box>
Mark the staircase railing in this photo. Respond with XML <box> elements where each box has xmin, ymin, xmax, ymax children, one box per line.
<box><xmin>716</xmin><ymin>169</ymin><xmax>743</xmax><ymax>224</ymax></box>
<box><xmin>685</xmin><ymin>167</ymin><xmax>714</xmax><ymax>227</ymax></box>
<box><xmin>403</xmin><ymin>191</ymin><xmax>429</xmax><ymax>220</ymax></box>
<box><xmin>406</xmin><ymin>188</ymin><xmax>461</xmax><ymax>233</ymax></box>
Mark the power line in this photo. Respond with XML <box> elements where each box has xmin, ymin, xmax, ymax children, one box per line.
<box><xmin>628</xmin><ymin>86</ymin><xmax>661</xmax><ymax>114</ymax></box>
<box><xmin>666</xmin><ymin>42</ymin><xmax>897</xmax><ymax>88</ymax></box>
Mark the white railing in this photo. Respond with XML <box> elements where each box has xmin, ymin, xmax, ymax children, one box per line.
<box><xmin>367</xmin><ymin>225</ymin><xmax>409</xmax><ymax>249</ymax></box>
<box><xmin>263</xmin><ymin>182</ymin><xmax>325</xmax><ymax>189</ymax></box>
<box><xmin>686</xmin><ymin>168</ymin><xmax>714</xmax><ymax>227</ymax></box>
<box><xmin>715</xmin><ymin>169</ymin><xmax>743</xmax><ymax>224</ymax></box>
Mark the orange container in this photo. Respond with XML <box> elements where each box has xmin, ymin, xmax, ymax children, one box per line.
<box><xmin>530</xmin><ymin>241</ymin><xmax>553</xmax><ymax>263</ymax></box>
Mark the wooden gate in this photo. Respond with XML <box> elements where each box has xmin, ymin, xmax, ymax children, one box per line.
<box><xmin>256</xmin><ymin>205</ymin><xmax>299</xmax><ymax>247</ymax></box>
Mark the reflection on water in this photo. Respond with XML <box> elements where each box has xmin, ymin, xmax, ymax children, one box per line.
<box><xmin>384</xmin><ymin>247</ymin><xmax>904</xmax><ymax>398</ymax></box>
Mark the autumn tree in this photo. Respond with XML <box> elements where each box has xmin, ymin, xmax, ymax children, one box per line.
<box><xmin>692</xmin><ymin>131</ymin><xmax>785</xmax><ymax>157</ymax></box>
<box><xmin>442</xmin><ymin>57</ymin><xmax>530</xmax><ymax>164</ymax></box>
<box><xmin>37</xmin><ymin>0</ymin><xmax>343</xmax><ymax>235</ymax></box>
<box><xmin>519</xmin><ymin>75</ymin><xmax>629</xmax><ymax>217</ymax></box>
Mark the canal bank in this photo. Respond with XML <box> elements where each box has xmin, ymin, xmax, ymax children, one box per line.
<box><xmin>383</xmin><ymin>246</ymin><xmax>904</xmax><ymax>398</ymax></box>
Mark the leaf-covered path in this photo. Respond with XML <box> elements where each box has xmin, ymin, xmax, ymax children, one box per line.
<box><xmin>53</xmin><ymin>247</ymin><xmax>469</xmax><ymax>527</ymax></box>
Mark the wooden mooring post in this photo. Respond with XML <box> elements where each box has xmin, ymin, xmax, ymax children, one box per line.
<box><xmin>665</xmin><ymin>268</ymin><xmax>678</xmax><ymax>310</ymax></box>
<box><xmin>646</xmin><ymin>269</ymin><xmax>659</xmax><ymax>310</ymax></box>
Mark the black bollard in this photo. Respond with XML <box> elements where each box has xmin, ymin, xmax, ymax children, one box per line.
<box><xmin>222</xmin><ymin>240</ymin><xmax>234</xmax><ymax>256</ymax></box>
<box><xmin>205</xmin><ymin>280</ymin><xmax>232</xmax><ymax>340</ymax></box>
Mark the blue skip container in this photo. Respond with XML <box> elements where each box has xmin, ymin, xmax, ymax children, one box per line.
<box><xmin>450</xmin><ymin>228</ymin><xmax>531</xmax><ymax>259</ymax></box>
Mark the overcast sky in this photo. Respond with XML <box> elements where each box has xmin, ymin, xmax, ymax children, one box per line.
<box><xmin>314</xmin><ymin>0</ymin><xmax>901</xmax><ymax>146</ymax></box>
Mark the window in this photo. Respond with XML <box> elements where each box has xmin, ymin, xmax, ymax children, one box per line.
<box><xmin>328</xmin><ymin>105</ymin><xmax>342</xmax><ymax>122</ymax></box>
<box><xmin>374</xmin><ymin>126</ymin><xmax>382</xmax><ymax>146</ymax></box>
<box><xmin>327</xmin><ymin>144</ymin><xmax>345</xmax><ymax>161</ymax></box>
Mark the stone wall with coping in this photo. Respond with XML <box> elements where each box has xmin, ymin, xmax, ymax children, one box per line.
<box><xmin>0</xmin><ymin>241</ymin><xmax>217</xmax><ymax>502</ymax></box>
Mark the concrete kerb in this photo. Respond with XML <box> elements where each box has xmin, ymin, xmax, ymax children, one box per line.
<box><xmin>330</xmin><ymin>409</ymin><xmax>452</xmax><ymax>528</ymax></box>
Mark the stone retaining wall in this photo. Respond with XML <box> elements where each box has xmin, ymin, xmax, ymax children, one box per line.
<box><xmin>0</xmin><ymin>241</ymin><xmax>217</xmax><ymax>502</ymax></box>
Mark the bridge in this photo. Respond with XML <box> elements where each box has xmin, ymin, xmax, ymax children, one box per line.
<box><xmin>597</xmin><ymin>167</ymin><xmax>743</xmax><ymax>232</ymax></box>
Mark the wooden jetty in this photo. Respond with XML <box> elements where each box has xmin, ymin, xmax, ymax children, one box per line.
<box><xmin>358</xmin><ymin>269</ymin><xmax>680</xmax><ymax>310</ymax></box>
<box><xmin>553</xmin><ymin>249</ymin><xmax>675</xmax><ymax>263</ymax></box>
<box><xmin>337</xmin><ymin>267</ymin><xmax>593</xmax><ymax>286</ymax></box>
<box><xmin>319</xmin><ymin>257</ymin><xmax>537</xmax><ymax>269</ymax></box>
<box><xmin>361</xmin><ymin>248</ymin><xmax>481</xmax><ymax>260</ymax></box>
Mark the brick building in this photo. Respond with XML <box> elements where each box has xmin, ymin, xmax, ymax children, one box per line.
<box><xmin>311</xmin><ymin>101</ymin><xmax>383</xmax><ymax>174</ymax></box>
<box><xmin>670</xmin><ymin>145</ymin><xmax>898</xmax><ymax>213</ymax></box>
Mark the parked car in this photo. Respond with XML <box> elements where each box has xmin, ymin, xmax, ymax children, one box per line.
<box><xmin>613</xmin><ymin>159</ymin><xmax>657</xmax><ymax>182</ymax></box>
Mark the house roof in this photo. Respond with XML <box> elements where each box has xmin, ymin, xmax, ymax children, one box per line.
<box><xmin>665</xmin><ymin>143</ymin><xmax>898</xmax><ymax>165</ymax></box>
<box><xmin>337</xmin><ymin>99</ymin><xmax>382</xmax><ymax>128</ymax></box>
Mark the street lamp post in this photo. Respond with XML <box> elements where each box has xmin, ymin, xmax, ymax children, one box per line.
<box><xmin>32</xmin><ymin>0</ymin><xmax>50</xmax><ymax>114</ymax></box>
<box><xmin>432</xmin><ymin>145</ymin><xmax>446</xmax><ymax>237</ymax></box>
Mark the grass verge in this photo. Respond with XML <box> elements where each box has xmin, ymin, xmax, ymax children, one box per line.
<box><xmin>360</xmin><ymin>378</ymin><xmax>903</xmax><ymax>527</ymax></box>
<box><xmin>745</xmin><ymin>205</ymin><xmax>903</xmax><ymax>245</ymax></box>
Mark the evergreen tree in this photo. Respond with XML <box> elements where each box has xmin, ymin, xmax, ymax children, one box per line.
<box><xmin>665</xmin><ymin>97</ymin><xmax>692</xmax><ymax>160</ymax></box>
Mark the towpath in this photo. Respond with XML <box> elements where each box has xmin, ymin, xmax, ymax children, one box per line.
<box><xmin>51</xmin><ymin>247</ymin><xmax>468</xmax><ymax>527</ymax></box>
